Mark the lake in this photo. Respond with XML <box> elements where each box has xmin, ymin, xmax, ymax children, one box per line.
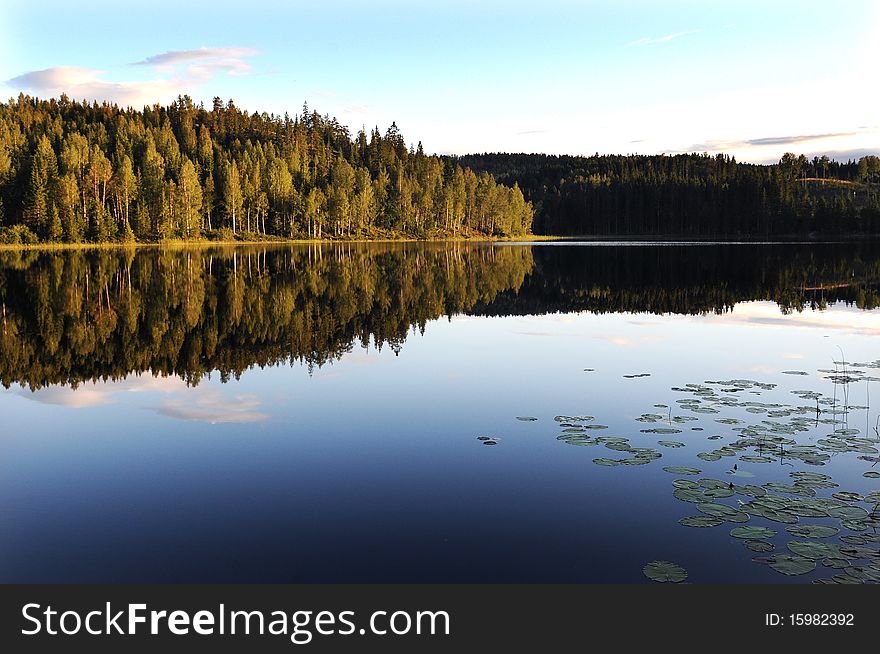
<box><xmin>1</xmin><ymin>241</ymin><xmax>878</xmax><ymax>583</ymax></box>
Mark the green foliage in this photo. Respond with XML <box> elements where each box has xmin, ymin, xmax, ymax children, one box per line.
<box><xmin>459</xmin><ymin>152</ymin><xmax>880</xmax><ymax>236</ymax></box>
<box><xmin>0</xmin><ymin>224</ymin><xmax>39</xmax><ymax>244</ymax></box>
<box><xmin>0</xmin><ymin>94</ymin><xmax>533</xmax><ymax>243</ymax></box>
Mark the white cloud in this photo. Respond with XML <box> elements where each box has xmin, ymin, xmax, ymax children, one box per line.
<box><xmin>6</xmin><ymin>46</ymin><xmax>259</xmax><ymax>108</ymax></box>
<box><xmin>16</xmin><ymin>374</ymin><xmax>269</xmax><ymax>423</ymax></box>
<box><xmin>132</xmin><ymin>46</ymin><xmax>258</xmax><ymax>67</ymax></box>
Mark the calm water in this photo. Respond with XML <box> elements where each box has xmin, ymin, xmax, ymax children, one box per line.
<box><xmin>1</xmin><ymin>242</ymin><xmax>878</xmax><ymax>583</ymax></box>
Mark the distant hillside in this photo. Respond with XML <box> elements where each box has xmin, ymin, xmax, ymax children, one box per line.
<box><xmin>454</xmin><ymin>152</ymin><xmax>880</xmax><ymax>237</ymax></box>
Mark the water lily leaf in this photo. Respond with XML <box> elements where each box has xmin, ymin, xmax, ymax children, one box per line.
<box><xmin>702</xmin><ymin>488</ymin><xmax>735</xmax><ymax>499</ymax></box>
<box><xmin>697</xmin><ymin>452</ymin><xmax>722</xmax><ymax>462</ymax></box>
<box><xmin>657</xmin><ymin>440</ymin><xmax>685</xmax><ymax>448</ymax></box>
<box><xmin>756</xmin><ymin>554</ymin><xmax>816</xmax><ymax>576</ymax></box>
<box><xmin>828</xmin><ymin>506</ymin><xmax>869</xmax><ymax>521</ymax></box>
<box><xmin>761</xmin><ymin>510</ymin><xmax>800</xmax><ymax>524</ymax></box>
<box><xmin>697</xmin><ymin>502</ymin><xmax>749</xmax><ymax>523</ymax></box>
<box><xmin>782</xmin><ymin>371</ymin><xmax>809</xmax><ymax>375</ymax></box>
<box><xmin>622</xmin><ymin>457</ymin><xmax>654</xmax><ymax>466</ymax></box>
<box><xmin>822</xmin><ymin>557</ymin><xmax>852</xmax><ymax>569</ymax></box>
<box><xmin>592</xmin><ymin>458</ymin><xmax>622</xmax><ymax>466</ymax></box>
<box><xmin>733</xmin><ymin>484</ymin><xmax>766</xmax><ymax>497</ymax></box>
<box><xmin>844</xmin><ymin>566</ymin><xmax>880</xmax><ymax>582</ymax></box>
<box><xmin>739</xmin><ymin>455</ymin><xmax>774</xmax><ymax>463</ymax></box>
<box><xmin>641</xmin><ymin>427</ymin><xmax>683</xmax><ymax>434</ymax></box>
<box><xmin>516</xmin><ymin>416</ymin><xmax>538</xmax><ymax>422</ymax></box>
<box><xmin>557</xmin><ymin>434</ymin><xmax>600</xmax><ymax>446</ymax></box>
<box><xmin>673</xmin><ymin>489</ymin><xmax>707</xmax><ymax>503</ymax></box>
<box><xmin>863</xmin><ymin>471</ymin><xmax>880</xmax><ymax>478</ymax></box>
<box><xmin>786</xmin><ymin>504</ymin><xmax>830</xmax><ymax>518</ymax></box>
<box><xmin>787</xmin><ymin>541</ymin><xmax>840</xmax><ymax>560</ymax></box>
<box><xmin>679</xmin><ymin>516</ymin><xmax>723</xmax><ymax>528</ymax></box>
<box><xmin>672</xmin><ymin>479</ymin><xmax>700</xmax><ymax>489</ymax></box>
<box><xmin>643</xmin><ymin>561</ymin><xmax>687</xmax><ymax>583</ymax></box>
<box><xmin>663</xmin><ymin>466</ymin><xmax>701</xmax><ymax>475</ymax></box>
<box><xmin>730</xmin><ymin>526</ymin><xmax>776</xmax><ymax>539</ymax></box>
<box><xmin>763</xmin><ymin>482</ymin><xmax>815</xmax><ymax>497</ymax></box>
<box><xmin>785</xmin><ymin>525</ymin><xmax>839</xmax><ymax>539</ymax></box>
<box><xmin>840</xmin><ymin>520</ymin><xmax>868</xmax><ymax>532</ymax></box>
<box><xmin>745</xmin><ymin>540</ymin><xmax>774</xmax><ymax>552</ymax></box>
<box><xmin>832</xmin><ymin>491</ymin><xmax>863</xmax><ymax>502</ymax></box>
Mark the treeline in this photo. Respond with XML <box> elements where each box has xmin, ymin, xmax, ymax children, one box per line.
<box><xmin>456</xmin><ymin>152</ymin><xmax>880</xmax><ymax>237</ymax></box>
<box><xmin>2</xmin><ymin>242</ymin><xmax>878</xmax><ymax>389</ymax></box>
<box><xmin>0</xmin><ymin>94</ymin><xmax>533</xmax><ymax>244</ymax></box>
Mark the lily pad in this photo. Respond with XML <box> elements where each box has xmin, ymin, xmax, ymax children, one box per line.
<box><xmin>679</xmin><ymin>516</ymin><xmax>723</xmax><ymax>528</ymax></box>
<box><xmin>673</xmin><ymin>488</ymin><xmax>707</xmax><ymax>503</ymax></box>
<box><xmin>844</xmin><ymin>566</ymin><xmax>880</xmax><ymax>582</ymax></box>
<box><xmin>657</xmin><ymin>440</ymin><xmax>685</xmax><ymax>448</ymax></box>
<box><xmin>831</xmin><ymin>491</ymin><xmax>863</xmax><ymax>503</ymax></box>
<box><xmin>756</xmin><ymin>554</ymin><xmax>816</xmax><ymax>576</ymax></box>
<box><xmin>745</xmin><ymin>540</ymin><xmax>774</xmax><ymax>552</ymax></box>
<box><xmin>643</xmin><ymin>561</ymin><xmax>688</xmax><ymax>583</ymax></box>
<box><xmin>739</xmin><ymin>455</ymin><xmax>774</xmax><ymax>463</ymax></box>
<box><xmin>730</xmin><ymin>526</ymin><xmax>777</xmax><ymax>539</ymax></box>
<box><xmin>787</xmin><ymin>541</ymin><xmax>840</xmax><ymax>560</ymax></box>
<box><xmin>822</xmin><ymin>557</ymin><xmax>852</xmax><ymax>569</ymax></box>
<box><xmin>763</xmin><ymin>482</ymin><xmax>815</xmax><ymax>497</ymax></box>
<box><xmin>516</xmin><ymin>416</ymin><xmax>538</xmax><ymax>422</ymax></box>
<box><xmin>785</xmin><ymin>525</ymin><xmax>839</xmax><ymax>539</ymax></box>
<box><xmin>697</xmin><ymin>503</ymin><xmax>749</xmax><ymax>523</ymax></box>
<box><xmin>663</xmin><ymin>466</ymin><xmax>701</xmax><ymax>475</ymax></box>
<box><xmin>828</xmin><ymin>506</ymin><xmax>869</xmax><ymax>521</ymax></box>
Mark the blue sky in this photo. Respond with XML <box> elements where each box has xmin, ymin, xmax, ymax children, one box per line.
<box><xmin>2</xmin><ymin>0</ymin><xmax>878</xmax><ymax>162</ymax></box>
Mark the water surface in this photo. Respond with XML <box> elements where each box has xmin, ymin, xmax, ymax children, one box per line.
<box><xmin>1</xmin><ymin>242</ymin><xmax>878</xmax><ymax>583</ymax></box>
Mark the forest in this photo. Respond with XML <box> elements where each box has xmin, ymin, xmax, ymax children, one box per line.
<box><xmin>1</xmin><ymin>242</ymin><xmax>877</xmax><ymax>390</ymax></box>
<box><xmin>1</xmin><ymin>93</ymin><xmax>879</xmax><ymax>244</ymax></box>
<box><xmin>457</xmin><ymin>152</ymin><xmax>880</xmax><ymax>237</ymax></box>
<box><xmin>0</xmin><ymin>94</ymin><xmax>533</xmax><ymax>244</ymax></box>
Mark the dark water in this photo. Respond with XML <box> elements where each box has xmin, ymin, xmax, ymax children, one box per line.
<box><xmin>1</xmin><ymin>242</ymin><xmax>878</xmax><ymax>583</ymax></box>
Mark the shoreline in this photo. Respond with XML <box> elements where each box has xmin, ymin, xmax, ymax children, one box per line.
<box><xmin>0</xmin><ymin>232</ymin><xmax>876</xmax><ymax>252</ymax></box>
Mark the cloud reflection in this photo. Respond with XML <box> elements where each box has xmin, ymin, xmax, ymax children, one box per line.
<box><xmin>16</xmin><ymin>374</ymin><xmax>269</xmax><ymax>424</ymax></box>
